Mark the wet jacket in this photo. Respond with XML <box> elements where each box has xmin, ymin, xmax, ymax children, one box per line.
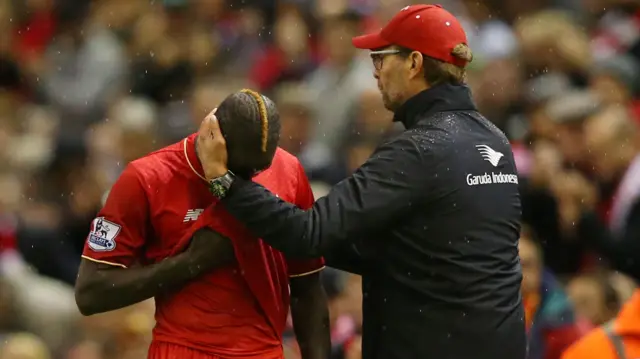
<box><xmin>221</xmin><ymin>83</ymin><xmax>526</xmax><ymax>359</ymax></box>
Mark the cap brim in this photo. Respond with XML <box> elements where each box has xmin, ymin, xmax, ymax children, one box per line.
<box><xmin>352</xmin><ymin>32</ymin><xmax>391</xmax><ymax>50</ymax></box>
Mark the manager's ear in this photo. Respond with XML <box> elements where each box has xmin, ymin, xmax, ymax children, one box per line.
<box><xmin>408</xmin><ymin>51</ymin><xmax>424</xmax><ymax>78</ymax></box>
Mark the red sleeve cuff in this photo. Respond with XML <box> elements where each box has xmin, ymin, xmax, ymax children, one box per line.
<box><xmin>287</xmin><ymin>258</ymin><xmax>325</xmax><ymax>277</ymax></box>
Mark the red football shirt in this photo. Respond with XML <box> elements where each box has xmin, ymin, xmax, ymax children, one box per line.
<box><xmin>81</xmin><ymin>134</ymin><xmax>324</xmax><ymax>358</ymax></box>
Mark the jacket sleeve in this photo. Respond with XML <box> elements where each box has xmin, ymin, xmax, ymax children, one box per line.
<box><xmin>221</xmin><ymin>136</ymin><xmax>434</xmax><ymax>258</ymax></box>
<box><xmin>323</xmin><ymin>242</ymin><xmax>367</xmax><ymax>275</ymax></box>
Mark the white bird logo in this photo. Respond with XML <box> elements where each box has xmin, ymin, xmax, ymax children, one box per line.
<box><xmin>476</xmin><ymin>145</ymin><xmax>504</xmax><ymax>167</ymax></box>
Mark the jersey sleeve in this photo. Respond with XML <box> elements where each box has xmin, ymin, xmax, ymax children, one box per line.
<box><xmin>286</xmin><ymin>161</ymin><xmax>325</xmax><ymax>277</ymax></box>
<box><xmin>81</xmin><ymin>164</ymin><xmax>149</xmax><ymax>268</ymax></box>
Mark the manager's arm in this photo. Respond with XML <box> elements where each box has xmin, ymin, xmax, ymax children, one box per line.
<box><xmin>292</xmin><ymin>160</ymin><xmax>367</xmax><ymax>275</ymax></box>
<box><xmin>221</xmin><ymin>135</ymin><xmax>433</xmax><ymax>258</ymax></box>
<box><xmin>323</xmin><ymin>242</ymin><xmax>368</xmax><ymax>275</ymax></box>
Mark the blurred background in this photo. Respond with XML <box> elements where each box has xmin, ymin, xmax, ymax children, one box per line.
<box><xmin>1</xmin><ymin>0</ymin><xmax>640</xmax><ymax>358</ymax></box>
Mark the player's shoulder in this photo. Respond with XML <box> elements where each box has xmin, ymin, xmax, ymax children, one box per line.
<box><xmin>273</xmin><ymin>147</ymin><xmax>300</xmax><ymax>165</ymax></box>
<box><xmin>270</xmin><ymin>147</ymin><xmax>303</xmax><ymax>174</ymax></box>
<box><xmin>255</xmin><ymin>147</ymin><xmax>304</xmax><ymax>190</ymax></box>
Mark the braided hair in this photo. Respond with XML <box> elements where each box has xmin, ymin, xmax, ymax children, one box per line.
<box><xmin>240</xmin><ymin>89</ymin><xmax>270</xmax><ymax>153</ymax></box>
<box><xmin>215</xmin><ymin>89</ymin><xmax>281</xmax><ymax>177</ymax></box>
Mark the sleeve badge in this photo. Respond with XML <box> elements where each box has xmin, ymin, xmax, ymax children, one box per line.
<box><xmin>87</xmin><ymin>217</ymin><xmax>121</xmax><ymax>252</ymax></box>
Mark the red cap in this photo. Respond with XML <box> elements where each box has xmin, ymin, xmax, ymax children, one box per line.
<box><xmin>352</xmin><ymin>4</ymin><xmax>469</xmax><ymax>67</ymax></box>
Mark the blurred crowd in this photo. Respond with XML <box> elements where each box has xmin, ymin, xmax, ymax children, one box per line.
<box><xmin>1</xmin><ymin>0</ymin><xmax>640</xmax><ymax>358</ymax></box>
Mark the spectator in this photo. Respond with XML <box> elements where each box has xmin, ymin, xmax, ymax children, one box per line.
<box><xmin>308</xmin><ymin>134</ymin><xmax>379</xmax><ymax>185</ymax></box>
<box><xmin>0</xmin><ymin>332</ymin><xmax>51</xmax><ymax>359</ymax></box>
<box><xmin>249</xmin><ymin>6</ymin><xmax>318</xmax><ymax>92</ymax></box>
<box><xmin>273</xmin><ymin>82</ymin><xmax>314</xmax><ymax>157</ymax></box>
<box><xmin>128</xmin><ymin>9</ymin><xmax>193</xmax><ymax>105</ymax></box>
<box><xmin>458</xmin><ymin>0</ymin><xmax>518</xmax><ymax>62</ymax></box>
<box><xmin>519</xmin><ymin>228</ymin><xmax>591</xmax><ymax>359</ymax></box>
<box><xmin>561</xmin><ymin>290</ymin><xmax>640</xmax><ymax>359</ymax></box>
<box><xmin>43</xmin><ymin>0</ymin><xmax>127</xmax><ymax>140</ymax></box>
<box><xmin>567</xmin><ymin>273</ymin><xmax>621</xmax><ymax>326</ymax></box>
<box><xmin>589</xmin><ymin>55</ymin><xmax>640</xmax><ymax>124</ymax></box>
<box><xmin>300</xmin><ymin>10</ymin><xmax>377</xmax><ymax>170</ymax></box>
<box><xmin>521</xmin><ymin>72</ymin><xmax>573</xmax><ymax>143</ymax></box>
<box><xmin>545</xmin><ymin>90</ymin><xmax>602</xmax><ymax>173</ymax></box>
<box><xmin>521</xmin><ymin>92</ymin><xmax>606</xmax><ymax>276</ymax></box>
<box><xmin>558</xmin><ymin>107</ymin><xmax>640</xmax><ymax>269</ymax></box>
<box><xmin>352</xmin><ymin>88</ymin><xmax>394</xmax><ymax>138</ymax></box>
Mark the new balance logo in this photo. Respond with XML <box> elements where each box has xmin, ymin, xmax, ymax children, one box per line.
<box><xmin>476</xmin><ymin>145</ymin><xmax>504</xmax><ymax>167</ymax></box>
<box><xmin>183</xmin><ymin>209</ymin><xmax>204</xmax><ymax>222</ymax></box>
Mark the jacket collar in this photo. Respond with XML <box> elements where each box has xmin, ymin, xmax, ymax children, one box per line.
<box><xmin>393</xmin><ymin>83</ymin><xmax>477</xmax><ymax>128</ymax></box>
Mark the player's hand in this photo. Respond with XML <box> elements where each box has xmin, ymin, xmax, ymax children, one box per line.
<box><xmin>197</xmin><ymin>109</ymin><xmax>229</xmax><ymax>180</ymax></box>
<box><xmin>183</xmin><ymin>228</ymin><xmax>236</xmax><ymax>276</ymax></box>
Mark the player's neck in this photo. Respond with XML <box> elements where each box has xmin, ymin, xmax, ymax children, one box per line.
<box><xmin>194</xmin><ymin>137</ymin><xmax>204</xmax><ymax>167</ymax></box>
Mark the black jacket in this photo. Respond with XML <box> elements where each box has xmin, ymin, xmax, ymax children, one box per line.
<box><xmin>221</xmin><ymin>84</ymin><xmax>526</xmax><ymax>359</ymax></box>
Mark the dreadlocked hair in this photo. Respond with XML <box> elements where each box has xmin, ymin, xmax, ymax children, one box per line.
<box><xmin>240</xmin><ymin>88</ymin><xmax>269</xmax><ymax>152</ymax></box>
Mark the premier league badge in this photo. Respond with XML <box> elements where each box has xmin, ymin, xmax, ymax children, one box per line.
<box><xmin>88</xmin><ymin>217</ymin><xmax>120</xmax><ymax>252</ymax></box>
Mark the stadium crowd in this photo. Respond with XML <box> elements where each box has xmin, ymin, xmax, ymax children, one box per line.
<box><xmin>1</xmin><ymin>0</ymin><xmax>640</xmax><ymax>358</ymax></box>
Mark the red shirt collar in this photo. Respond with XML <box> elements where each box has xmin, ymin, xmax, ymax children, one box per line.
<box><xmin>184</xmin><ymin>133</ymin><xmax>207</xmax><ymax>181</ymax></box>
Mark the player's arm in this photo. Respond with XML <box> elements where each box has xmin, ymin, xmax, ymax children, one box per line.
<box><xmin>76</xmin><ymin>228</ymin><xmax>235</xmax><ymax>316</ymax></box>
<box><xmin>75</xmin><ymin>165</ymin><xmax>235</xmax><ymax>315</ymax></box>
<box><xmin>287</xmin><ymin>170</ymin><xmax>331</xmax><ymax>359</ymax></box>
<box><xmin>221</xmin><ymin>135</ymin><xmax>433</xmax><ymax>258</ymax></box>
<box><xmin>289</xmin><ymin>272</ymin><xmax>331</xmax><ymax>359</ymax></box>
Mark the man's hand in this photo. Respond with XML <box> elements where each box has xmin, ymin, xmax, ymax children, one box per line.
<box><xmin>197</xmin><ymin>109</ymin><xmax>229</xmax><ymax>180</ymax></box>
<box><xmin>182</xmin><ymin>228</ymin><xmax>236</xmax><ymax>275</ymax></box>
<box><xmin>181</xmin><ymin>228</ymin><xmax>237</xmax><ymax>277</ymax></box>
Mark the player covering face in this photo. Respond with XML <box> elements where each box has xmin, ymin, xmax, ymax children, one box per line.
<box><xmin>75</xmin><ymin>90</ymin><xmax>330</xmax><ymax>359</ymax></box>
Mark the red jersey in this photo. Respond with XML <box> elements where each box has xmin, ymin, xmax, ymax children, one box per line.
<box><xmin>82</xmin><ymin>134</ymin><xmax>324</xmax><ymax>358</ymax></box>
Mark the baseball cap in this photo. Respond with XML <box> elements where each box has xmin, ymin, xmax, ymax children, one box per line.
<box><xmin>351</xmin><ymin>4</ymin><xmax>469</xmax><ymax>67</ymax></box>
